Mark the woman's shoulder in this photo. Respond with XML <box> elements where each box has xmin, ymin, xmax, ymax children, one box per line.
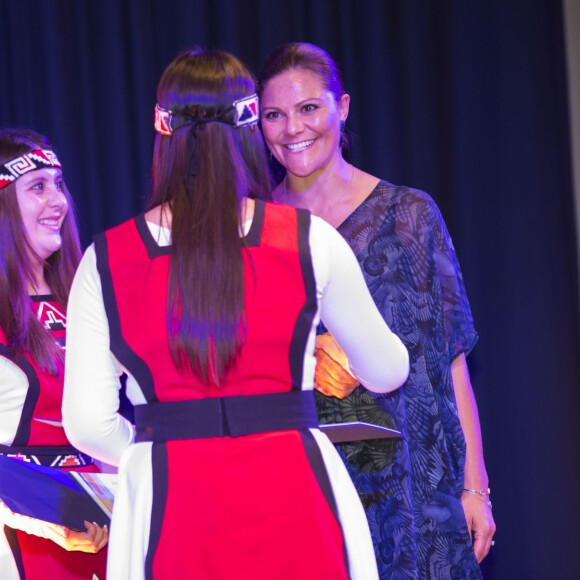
<box><xmin>369</xmin><ymin>180</ymin><xmax>447</xmax><ymax>228</ymax></box>
<box><xmin>261</xmin><ymin>198</ymin><xmax>313</xmax><ymax>225</ymax></box>
<box><xmin>374</xmin><ymin>180</ymin><xmax>440</xmax><ymax>210</ymax></box>
<box><xmin>339</xmin><ymin>180</ymin><xmax>447</xmax><ymax>250</ymax></box>
<box><xmin>93</xmin><ymin>213</ymin><xmax>145</xmax><ymax>243</ymax></box>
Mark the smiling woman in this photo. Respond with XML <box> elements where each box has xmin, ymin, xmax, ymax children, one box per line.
<box><xmin>15</xmin><ymin>167</ymin><xmax>68</xmax><ymax>283</ymax></box>
<box><xmin>0</xmin><ymin>129</ymin><xmax>108</xmax><ymax>580</ymax></box>
<box><xmin>258</xmin><ymin>43</ymin><xmax>496</xmax><ymax>579</ymax></box>
<box><xmin>260</xmin><ymin>68</ymin><xmax>349</xmax><ymax>182</ymax></box>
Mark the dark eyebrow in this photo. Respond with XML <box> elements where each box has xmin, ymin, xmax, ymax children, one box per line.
<box><xmin>27</xmin><ymin>170</ymin><xmax>64</xmax><ymax>182</ymax></box>
<box><xmin>297</xmin><ymin>97</ymin><xmax>325</xmax><ymax>104</ymax></box>
<box><xmin>261</xmin><ymin>96</ymin><xmax>325</xmax><ymax>112</ymax></box>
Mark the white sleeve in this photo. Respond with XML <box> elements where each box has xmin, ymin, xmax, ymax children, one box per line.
<box><xmin>62</xmin><ymin>245</ymin><xmax>135</xmax><ymax>467</ymax></box>
<box><xmin>310</xmin><ymin>216</ymin><xmax>409</xmax><ymax>393</ymax></box>
<box><xmin>0</xmin><ymin>500</ymin><xmax>46</xmax><ymax>538</ymax></box>
<box><xmin>0</xmin><ymin>356</ymin><xmax>29</xmax><ymax>446</ymax></box>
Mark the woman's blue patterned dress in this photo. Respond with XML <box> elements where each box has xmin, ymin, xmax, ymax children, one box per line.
<box><xmin>315</xmin><ymin>181</ymin><xmax>482</xmax><ymax>579</ymax></box>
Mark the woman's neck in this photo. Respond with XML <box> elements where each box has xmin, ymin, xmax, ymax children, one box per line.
<box><xmin>29</xmin><ymin>266</ymin><xmax>50</xmax><ymax>296</ymax></box>
<box><xmin>276</xmin><ymin>157</ymin><xmax>350</xmax><ymax>203</ymax></box>
<box><xmin>274</xmin><ymin>157</ymin><xmax>379</xmax><ymax>228</ymax></box>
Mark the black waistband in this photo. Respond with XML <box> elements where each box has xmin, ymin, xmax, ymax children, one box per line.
<box><xmin>134</xmin><ymin>390</ymin><xmax>318</xmax><ymax>443</ymax></box>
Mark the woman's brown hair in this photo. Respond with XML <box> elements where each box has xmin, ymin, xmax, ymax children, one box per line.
<box><xmin>150</xmin><ymin>48</ymin><xmax>272</xmax><ymax>385</ymax></box>
<box><xmin>0</xmin><ymin>128</ymin><xmax>82</xmax><ymax>373</ymax></box>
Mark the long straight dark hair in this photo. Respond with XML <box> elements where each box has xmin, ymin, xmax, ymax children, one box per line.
<box><xmin>0</xmin><ymin>128</ymin><xmax>82</xmax><ymax>373</ymax></box>
<box><xmin>149</xmin><ymin>48</ymin><xmax>272</xmax><ymax>385</ymax></box>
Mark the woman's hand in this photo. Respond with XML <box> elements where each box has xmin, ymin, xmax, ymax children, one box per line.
<box><xmin>314</xmin><ymin>333</ymin><xmax>359</xmax><ymax>398</ymax></box>
<box><xmin>461</xmin><ymin>493</ymin><xmax>496</xmax><ymax>562</ymax></box>
<box><xmin>1</xmin><ymin>500</ymin><xmax>108</xmax><ymax>553</ymax></box>
<box><xmin>40</xmin><ymin>520</ymin><xmax>109</xmax><ymax>553</ymax></box>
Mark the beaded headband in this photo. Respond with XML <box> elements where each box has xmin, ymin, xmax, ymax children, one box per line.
<box><xmin>154</xmin><ymin>93</ymin><xmax>260</xmax><ymax>136</ymax></box>
<box><xmin>0</xmin><ymin>149</ymin><xmax>62</xmax><ymax>190</ymax></box>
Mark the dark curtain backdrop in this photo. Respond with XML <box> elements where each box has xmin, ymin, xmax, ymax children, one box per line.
<box><xmin>1</xmin><ymin>1</ymin><xmax>579</xmax><ymax>577</ymax></box>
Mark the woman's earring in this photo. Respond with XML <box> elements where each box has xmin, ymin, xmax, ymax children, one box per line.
<box><xmin>340</xmin><ymin>120</ymin><xmax>346</xmax><ymax>133</ymax></box>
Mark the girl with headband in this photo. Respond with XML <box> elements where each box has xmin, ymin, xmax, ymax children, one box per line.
<box><xmin>62</xmin><ymin>47</ymin><xmax>409</xmax><ymax>579</ymax></box>
<box><xmin>0</xmin><ymin>128</ymin><xmax>108</xmax><ymax>579</ymax></box>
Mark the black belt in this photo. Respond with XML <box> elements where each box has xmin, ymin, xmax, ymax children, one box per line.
<box><xmin>134</xmin><ymin>390</ymin><xmax>318</xmax><ymax>443</ymax></box>
<box><xmin>0</xmin><ymin>444</ymin><xmax>94</xmax><ymax>468</ymax></box>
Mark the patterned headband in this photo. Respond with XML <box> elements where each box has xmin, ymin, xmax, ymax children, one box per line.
<box><xmin>0</xmin><ymin>149</ymin><xmax>62</xmax><ymax>190</ymax></box>
<box><xmin>154</xmin><ymin>93</ymin><xmax>260</xmax><ymax>136</ymax></box>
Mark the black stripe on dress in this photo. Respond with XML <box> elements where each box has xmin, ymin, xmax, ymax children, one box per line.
<box><xmin>145</xmin><ymin>442</ymin><xmax>169</xmax><ymax>580</ymax></box>
<box><xmin>299</xmin><ymin>429</ymin><xmax>350</xmax><ymax>575</ymax></box>
<box><xmin>289</xmin><ymin>209</ymin><xmax>318</xmax><ymax>391</ymax></box>
<box><xmin>0</xmin><ymin>345</ymin><xmax>39</xmax><ymax>446</ymax></box>
<box><xmin>134</xmin><ymin>214</ymin><xmax>171</xmax><ymax>258</ymax></box>
<box><xmin>93</xmin><ymin>229</ymin><xmax>158</xmax><ymax>403</ymax></box>
<box><xmin>244</xmin><ymin>199</ymin><xmax>265</xmax><ymax>247</ymax></box>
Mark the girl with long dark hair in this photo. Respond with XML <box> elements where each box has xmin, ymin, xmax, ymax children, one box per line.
<box><xmin>0</xmin><ymin>128</ymin><xmax>107</xmax><ymax>579</ymax></box>
<box><xmin>63</xmin><ymin>48</ymin><xmax>408</xmax><ymax>579</ymax></box>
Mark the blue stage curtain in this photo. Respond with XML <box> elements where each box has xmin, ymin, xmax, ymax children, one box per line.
<box><xmin>1</xmin><ymin>1</ymin><xmax>578</xmax><ymax>577</ymax></box>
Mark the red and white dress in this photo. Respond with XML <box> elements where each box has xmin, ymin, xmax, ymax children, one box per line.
<box><xmin>0</xmin><ymin>296</ymin><xmax>107</xmax><ymax>580</ymax></box>
<box><xmin>63</xmin><ymin>200</ymin><xmax>409</xmax><ymax>580</ymax></box>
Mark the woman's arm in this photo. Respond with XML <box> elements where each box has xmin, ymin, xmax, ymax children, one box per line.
<box><xmin>313</xmin><ymin>216</ymin><xmax>409</xmax><ymax>393</ymax></box>
<box><xmin>62</xmin><ymin>246</ymin><xmax>135</xmax><ymax>466</ymax></box>
<box><xmin>452</xmin><ymin>353</ymin><xmax>496</xmax><ymax>562</ymax></box>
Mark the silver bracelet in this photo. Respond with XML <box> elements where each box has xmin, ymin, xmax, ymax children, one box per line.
<box><xmin>462</xmin><ymin>487</ymin><xmax>492</xmax><ymax>509</ymax></box>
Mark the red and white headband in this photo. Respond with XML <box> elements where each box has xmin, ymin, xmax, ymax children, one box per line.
<box><xmin>154</xmin><ymin>94</ymin><xmax>260</xmax><ymax>136</ymax></box>
<box><xmin>0</xmin><ymin>149</ymin><xmax>62</xmax><ymax>190</ymax></box>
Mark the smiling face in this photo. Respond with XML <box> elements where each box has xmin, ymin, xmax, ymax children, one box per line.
<box><xmin>260</xmin><ymin>68</ymin><xmax>349</xmax><ymax>180</ymax></box>
<box><xmin>15</xmin><ymin>167</ymin><xmax>68</xmax><ymax>262</ymax></box>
